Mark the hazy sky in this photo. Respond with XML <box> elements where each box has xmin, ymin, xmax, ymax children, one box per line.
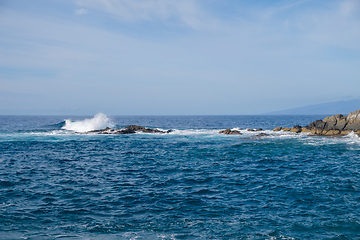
<box><xmin>1</xmin><ymin>0</ymin><xmax>360</xmax><ymax>115</ymax></box>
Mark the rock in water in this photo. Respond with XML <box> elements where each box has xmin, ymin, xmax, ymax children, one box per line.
<box><xmin>344</xmin><ymin>110</ymin><xmax>360</xmax><ymax>131</ymax></box>
<box><xmin>272</xmin><ymin>109</ymin><xmax>360</xmax><ymax>137</ymax></box>
<box><xmin>250</xmin><ymin>133</ymin><xmax>271</xmax><ymax>138</ymax></box>
<box><xmin>290</xmin><ymin>125</ymin><xmax>302</xmax><ymax>133</ymax></box>
<box><xmin>219</xmin><ymin>128</ymin><xmax>242</xmax><ymax>135</ymax></box>
<box><xmin>87</xmin><ymin>125</ymin><xmax>172</xmax><ymax>134</ymax></box>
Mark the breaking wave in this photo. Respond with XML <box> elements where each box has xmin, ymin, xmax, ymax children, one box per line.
<box><xmin>61</xmin><ymin>113</ymin><xmax>114</xmax><ymax>133</ymax></box>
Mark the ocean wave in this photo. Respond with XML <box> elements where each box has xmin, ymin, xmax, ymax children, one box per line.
<box><xmin>61</xmin><ymin>113</ymin><xmax>114</xmax><ymax>133</ymax></box>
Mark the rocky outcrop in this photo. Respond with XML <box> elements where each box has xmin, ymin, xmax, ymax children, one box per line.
<box><xmin>88</xmin><ymin>125</ymin><xmax>173</xmax><ymax>134</ymax></box>
<box><xmin>290</xmin><ymin>125</ymin><xmax>302</xmax><ymax>133</ymax></box>
<box><xmin>246</xmin><ymin>128</ymin><xmax>263</xmax><ymax>132</ymax></box>
<box><xmin>272</xmin><ymin>109</ymin><xmax>360</xmax><ymax>137</ymax></box>
<box><xmin>219</xmin><ymin>128</ymin><xmax>242</xmax><ymax>135</ymax></box>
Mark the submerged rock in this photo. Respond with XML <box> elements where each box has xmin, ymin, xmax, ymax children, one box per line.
<box><xmin>87</xmin><ymin>125</ymin><xmax>173</xmax><ymax>134</ymax></box>
<box><xmin>251</xmin><ymin>133</ymin><xmax>271</xmax><ymax>138</ymax></box>
<box><xmin>272</xmin><ymin>109</ymin><xmax>360</xmax><ymax>137</ymax></box>
<box><xmin>243</xmin><ymin>133</ymin><xmax>274</xmax><ymax>139</ymax></box>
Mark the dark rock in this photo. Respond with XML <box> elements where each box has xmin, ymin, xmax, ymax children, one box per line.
<box><xmin>219</xmin><ymin>128</ymin><xmax>242</xmax><ymax>135</ymax></box>
<box><xmin>87</xmin><ymin>125</ymin><xmax>172</xmax><ymax>134</ymax></box>
<box><xmin>253</xmin><ymin>133</ymin><xmax>270</xmax><ymax>138</ymax></box>
<box><xmin>344</xmin><ymin>121</ymin><xmax>360</xmax><ymax>131</ymax></box>
<box><xmin>290</xmin><ymin>125</ymin><xmax>302</xmax><ymax>133</ymax></box>
<box><xmin>309</xmin><ymin>120</ymin><xmax>326</xmax><ymax>129</ymax></box>
<box><xmin>323</xmin><ymin>114</ymin><xmax>349</xmax><ymax>131</ymax></box>
<box><xmin>334</xmin><ymin>118</ymin><xmax>348</xmax><ymax>130</ymax></box>
<box><xmin>246</xmin><ymin>133</ymin><xmax>272</xmax><ymax>139</ymax></box>
<box><xmin>323</xmin><ymin>115</ymin><xmax>337</xmax><ymax>130</ymax></box>
<box><xmin>88</xmin><ymin>127</ymin><xmax>112</xmax><ymax>133</ymax></box>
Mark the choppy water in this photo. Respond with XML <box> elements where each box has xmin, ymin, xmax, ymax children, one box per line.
<box><xmin>1</xmin><ymin>115</ymin><xmax>360</xmax><ymax>239</ymax></box>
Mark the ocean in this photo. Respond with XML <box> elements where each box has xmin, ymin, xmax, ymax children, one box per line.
<box><xmin>0</xmin><ymin>114</ymin><xmax>360</xmax><ymax>240</ymax></box>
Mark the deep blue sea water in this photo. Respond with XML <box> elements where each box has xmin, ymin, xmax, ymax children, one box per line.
<box><xmin>1</xmin><ymin>115</ymin><xmax>360</xmax><ymax>240</ymax></box>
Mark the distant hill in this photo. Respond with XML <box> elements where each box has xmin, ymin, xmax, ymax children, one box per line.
<box><xmin>266</xmin><ymin>99</ymin><xmax>360</xmax><ymax>115</ymax></box>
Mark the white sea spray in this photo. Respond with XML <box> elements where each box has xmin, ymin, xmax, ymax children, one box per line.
<box><xmin>62</xmin><ymin>113</ymin><xmax>114</xmax><ymax>132</ymax></box>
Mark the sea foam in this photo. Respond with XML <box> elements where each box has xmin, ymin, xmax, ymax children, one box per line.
<box><xmin>62</xmin><ymin>113</ymin><xmax>114</xmax><ymax>133</ymax></box>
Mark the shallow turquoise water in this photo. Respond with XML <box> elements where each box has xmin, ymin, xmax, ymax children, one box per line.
<box><xmin>0</xmin><ymin>115</ymin><xmax>360</xmax><ymax>239</ymax></box>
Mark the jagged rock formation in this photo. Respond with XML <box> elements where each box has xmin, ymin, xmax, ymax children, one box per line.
<box><xmin>219</xmin><ymin>128</ymin><xmax>242</xmax><ymax>135</ymax></box>
<box><xmin>88</xmin><ymin>125</ymin><xmax>173</xmax><ymax>134</ymax></box>
<box><xmin>272</xmin><ymin>109</ymin><xmax>360</xmax><ymax>137</ymax></box>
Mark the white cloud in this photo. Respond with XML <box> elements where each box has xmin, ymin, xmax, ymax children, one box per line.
<box><xmin>75</xmin><ymin>8</ymin><xmax>88</xmax><ymax>15</ymax></box>
<box><xmin>73</xmin><ymin>0</ymin><xmax>216</xmax><ymax>29</ymax></box>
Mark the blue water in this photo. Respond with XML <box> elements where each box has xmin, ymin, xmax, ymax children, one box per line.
<box><xmin>1</xmin><ymin>115</ymin><xmax>360</xmax><ymax>239</ymax></box>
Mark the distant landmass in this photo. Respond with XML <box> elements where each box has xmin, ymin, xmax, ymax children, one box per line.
<box><xmin>266</xmin><ymin>99</ymin><xmax>360</xmax><ymax>115</ymax></box>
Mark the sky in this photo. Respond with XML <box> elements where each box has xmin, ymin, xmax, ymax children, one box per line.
<box><xmin>0</xmin><ymin>0</ymin><xmax>360</xmax><ymax>115</ymax></box>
